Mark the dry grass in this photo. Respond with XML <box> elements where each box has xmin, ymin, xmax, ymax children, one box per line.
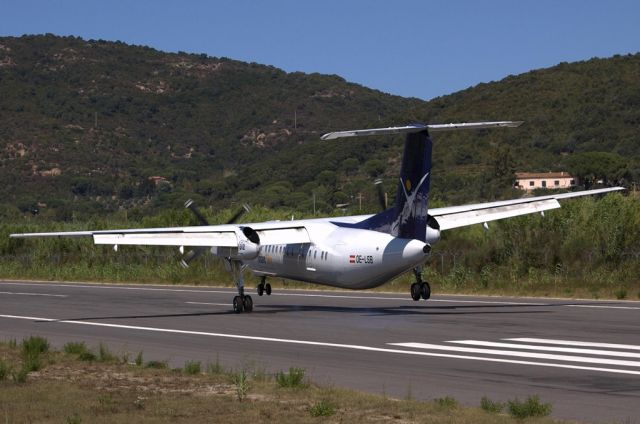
<box><xmin>0</xmin><ymin>343</ymin><xmax>562</xmax><ymax>424</ymax></box>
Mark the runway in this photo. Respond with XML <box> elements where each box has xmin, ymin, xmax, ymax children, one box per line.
<box><xmin>1</xmin><ymin>280</ymin><xmax>639</xmax><ymax>423</ymax></box>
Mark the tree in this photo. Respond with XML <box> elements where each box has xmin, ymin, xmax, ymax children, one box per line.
<box><xmin>566</xmin><ymin>152</ymin><xmax>630</xmax><ymax>185</ymax></box>
<box><xmin>364</xmin><ymin>159</ymin><xmax>386</xmax><ymax>178</ymax></box>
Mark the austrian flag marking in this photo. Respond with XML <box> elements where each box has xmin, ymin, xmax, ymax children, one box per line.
<box><xmin>349</xmin><ymin>254</ymin><xmax>374</xmax><ymax>264</ymax></box>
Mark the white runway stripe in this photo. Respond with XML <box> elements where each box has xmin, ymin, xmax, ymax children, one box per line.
<box><xmin>447</xmin><ymin>340</ymin><xmax>640</xmax><ymax>358</ymax></box>
<box><xmin>389</xmin><ymin>343</ymin><xmax>640</xmax><ymax>368</ymax></box>
<box><xmin>0</xmin><ymin>291</ymin><xmax>67</xmax><ymax>298</ymax></box>
<box><xmin>566</xmin><ymin>304</ymin><xmax>640</xmax><ymax>310</ymax></box>
<box><xmin>505</xmin><ymin>338</ymin><xmax>640</xmax><ymax>351</ymax></box>
<box><xmin>185</xmin><ymin>302</ymin><xmax>231</xmax><ymax>307</ymax></box>
<box><xmin>2</xmin><ymin>313</ymin><xmax>640</xmax><ymax>376</ymax></box>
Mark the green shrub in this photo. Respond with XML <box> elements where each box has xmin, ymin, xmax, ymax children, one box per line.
<box><xmin>615</xmin><ymin>287</ymin><xmax>627</xmax><ymax>299</ymax></box>
<box><xmin>480</xmin><ymin>396</ymin><xmax>504</xmax><ymax>413</ymax></box>
<box><xmin>206</xmin><ymin>356</ymin><xmax>223</xmax><ymax>375</ymax></box>
<box><xmin>78</xmin><ymin>351</ymin><xmax>96</xmax><ymax>361</ymax></box>
<box><xmin>22</xmin><ymin>336</ymin><xmax>49</xmax><ymax>357</ymax></box>
<box><xmin>434</xmin><ymin>396</ymin><xmax>458</xmax><ymax>410</ymax></box>
<box><xmin>184</xmin><ymin>361</ymin><xmax>201</xmax><ymax>375</ymax></box>
<box><xmin>309</xmin><ymin>399</ymin><xmax>336</xmax><ymax>417</ymax></box>
<box><xmin>233</xmin><ymin>370</ymin><xmax>249</xmax><ymax>402</ymax></box>
<box><xmin>12</xmin><ymin>367</ymin><xmax>28</xmax><ymax>383</ymax></box>
<box><xmin>65</xmin><ymin>413</ymin><xmax>82</xmax><ymax>424</ymax></box>
<box><xmin>507</xmin><ymin>395</ymin><xmax>552</xmax><ymax>419</ymax></box>
<box><xmin>145</xmin><ymin>360</ymin><xmax>168</xmax><ymax>369</ymax></box>
<box><xmin>0</xmin><ymin>358</ymin><xmax>10</xmax><ymax>380</ymax></box>
<box><xmin>22</xmin><ymin>353</ymin><xmax>41</xmax><ymax>372</ymax></box>
<box><xmin>64</xmin><ymin>341</ymin><xmax>87</xmax><ymax>355</ymax></box>
<box><xmin>98</xmin><ymin>343</ymin><xmax>115</xmax><ymax>362</ymax></box>
<box><xmin>276</xmin><ymin>367</ymin><xmax>307</xmax><ymax>388</ymax></box>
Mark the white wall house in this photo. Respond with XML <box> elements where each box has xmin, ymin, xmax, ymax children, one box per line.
<box><xmin>515</xmin><ymin>172</ymin><xmax>576</xmax><ymax>191</ymax></box>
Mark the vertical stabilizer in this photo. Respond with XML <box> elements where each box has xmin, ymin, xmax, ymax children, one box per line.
<box><xmin>391</xmin><ymin>129</ymin><xmax>432</xmax><ymax>241</ymax></box>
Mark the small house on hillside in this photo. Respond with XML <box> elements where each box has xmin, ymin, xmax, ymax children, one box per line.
<box><xmin>515</xmin><ymin>172</ymin><xmax>576</xmax><ymax>191</ymax></box>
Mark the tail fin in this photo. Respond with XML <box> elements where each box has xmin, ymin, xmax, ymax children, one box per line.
<box><xmin>321</xmin><ymin>121</ymin><xmax>522</xmax><ymax>240</ymax></box>
<box><xmin>391</xmin><ymin>129</ymin><xmax>432</xmax><ymax>241</ymax></box>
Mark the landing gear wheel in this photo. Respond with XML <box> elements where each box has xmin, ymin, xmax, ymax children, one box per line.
<box><xmin>265</xmin><ymin>283</ymin><xmax>272</xmax><ymax>296</ymax></box>
<box><xmin>257</xmin><ymin>283</ymin><xmax>264</xmax><ymax>296</ymax></box>
<box><xmin>233</xmin><ymin>296</ymin><xmax>244</xmax><ymax>313</ymax></box>
<box><xmin>243</xmin><ymin>295</ymin><xmax>253</xmax><ymax>312</ymax></box>
<box><xmin>420</xmin><ymin>282</ymin><xmax>431</xmax><ymax>300</ymax></box>
<box><xmin>410</xmin><ymin>283</ymin><xmax>421</xmax><ymax>301</ymax></box>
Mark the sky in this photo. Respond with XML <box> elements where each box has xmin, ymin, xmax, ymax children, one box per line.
<box><xmin>1</xmin><ymin>0</ymin><xmax>639</xmax><ymax>100</ymax></box>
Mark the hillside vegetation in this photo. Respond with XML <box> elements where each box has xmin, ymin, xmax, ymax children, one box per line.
<box><xmin>1</xmin><ymin>34</ymin><xmax>639</xmax><ymax>220</ymax></box>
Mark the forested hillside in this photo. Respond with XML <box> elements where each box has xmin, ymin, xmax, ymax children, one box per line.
<box><xmin>1</xmin><ymin>34</ymin><xmax>638</xmax><ymax>220</ymax></box>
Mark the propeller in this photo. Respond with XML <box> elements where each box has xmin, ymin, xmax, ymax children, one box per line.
<box><xmin>184</xmin><ymin>199</ymin><xmax>209</xmax><ymax>225</ymax></box>
<box><xmin>180</xmin><ymin>200</ymin><xmax>251</xmax><ymax>268</ymax></box>
<box><xmin>374</xmin><ymin>179</ymin><xmax>387</xmax><ymax>211</ymax></box>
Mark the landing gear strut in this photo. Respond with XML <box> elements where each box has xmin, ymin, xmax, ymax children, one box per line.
<box><xmin>231</xmin><ymin>260</ymin><xmax>253</xmax><ymax>313</ymax></box>
<box><xmin>410</xmin><ymin>267</ymin><xmax>431</xmax><ymax>301</ymax></box>
<box><xmin>257</xmin><ymin>276</ymin><xmax>272</xmax><ymax>296</ymax></box>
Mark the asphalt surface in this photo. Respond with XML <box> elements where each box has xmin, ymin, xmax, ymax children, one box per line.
<box><xmin>1</xmin><ymin>279</ymin><xmax>639</xmax><ymax>423</ymax></box>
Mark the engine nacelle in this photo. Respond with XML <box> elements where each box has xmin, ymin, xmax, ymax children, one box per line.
<box><xmin>425</xmin><ymin>215</ymin><xmax>441</xmax><ymax>245</ymax></box>
<box><xmin>235</xmin><ymin>226</ymin><xmax>260</xmax><ymax>260</ymax></box>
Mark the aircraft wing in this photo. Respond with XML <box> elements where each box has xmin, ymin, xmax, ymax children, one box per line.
<box><xmin>430</xmin><ymin>187</ymin><xmax>625</xmax><ymax>231</ymax></box>
<box><xmin>10</xmin><ymin>223</ymin><xmax>311</xmax><ymax>247</ymax></box>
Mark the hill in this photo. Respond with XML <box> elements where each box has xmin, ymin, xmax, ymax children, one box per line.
<box><xmin>1</xmin><ymin>34</ymin><xmax>638</xmax><ymax>219</ymax></box>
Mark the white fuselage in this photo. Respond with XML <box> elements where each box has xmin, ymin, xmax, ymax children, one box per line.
<box><xmin>213</xmin><ymin>219</ymin><xmax>429</xmax><ymax>290</ymax></box>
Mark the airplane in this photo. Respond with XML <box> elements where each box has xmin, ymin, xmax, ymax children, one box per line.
<box><xmin>11</xmin><ymin>122</ymin><xmax>624</xmax><ymax>313</ymax></box>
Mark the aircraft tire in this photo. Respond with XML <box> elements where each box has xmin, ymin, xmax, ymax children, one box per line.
<box><xmin>265</xmin><ymin>283</ymin><xmax>272</xmax><ymax>296</ymax></box>
<box><xmin>257</xmin><ymin>284</ymin><xmax>264</xmax><ymax>296</ymax></box>
<box><xmin>410</xmin><ymin>283</ymin><xmax>421</xmax><ymax>301</ymax></box>
<box><xmin>420</xmin><ymin>282</ymin><xmax>431</xmax><ymax>300</ymax></box>
<box><xmin>233</xmin><ymin>296</ymin><xmax>244</xmax><ymax>313</ymax></box>
<box><xmin>243</xmin><ymin>295</ymin><xmax>253</xmax><ymax>312</ymax></box>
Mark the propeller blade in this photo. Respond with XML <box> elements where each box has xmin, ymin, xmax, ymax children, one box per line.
<box><xmin>374</xmin><ymin>179</ymin><xmax>387</xmax><ymax>211</ymax></box>
<box><xmin>180</xmin><ymin>247</ymin><xmax>206</xmax><ymax>268</ymax></box>
<box><xmin>184</xmin><ymin>199</ymin><xmax>209</xmax><ymax>226</ymax></box>
<box><xmin>226</xmin><ymin>203</ymin><xmax>251</xmax><ymax>224</ymax></box>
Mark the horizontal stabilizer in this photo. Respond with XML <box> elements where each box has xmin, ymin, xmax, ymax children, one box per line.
<box><xmin>321</xmin><ymin>121</ymin><xmax>523</xmax><ymax>140</ymax></box>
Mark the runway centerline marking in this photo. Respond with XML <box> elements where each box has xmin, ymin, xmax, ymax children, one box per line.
<box><xmin>1</xmin><ymin>313</ymin><xmax>640</xmax><ymax>376</ymax></box>
<box><xmin>505</xmin><ymin>338</ymin><xmax>640</xmax><ymax>351</ymax></box>
<box><xmin>0</xmin><ymin>291</ymin><xmax>67</xmax><ymax>298</ymax></box>
<box><xmin>447</xmin><ymin>340</ymin><xmax>640</xmax><ymax>358</ymax></box>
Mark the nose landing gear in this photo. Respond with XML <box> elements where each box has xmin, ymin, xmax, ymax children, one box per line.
<box><xmin>410</xmin><ymin>267</ymin><xmax>431</xmax><ymax>301</ymax></box>
<box><xmin>231</xmin><ymin>260</ymin><xmax>253</xmax><ymax>313</ymax></box>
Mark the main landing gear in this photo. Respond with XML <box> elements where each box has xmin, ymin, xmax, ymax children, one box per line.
<box><xmin>257</xmin><ymin>276</ymin><xmax>272</xmax><ymax>297</ymax></box>
<box><xmin>410</xmin><ymin>267</ymin><xmax>431</xmax><ymax>301</ymax></box>
<box><xmin>230</xmin><ymin>260</ymin><xmax>253</xmax><ymax>313</ymax></box>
